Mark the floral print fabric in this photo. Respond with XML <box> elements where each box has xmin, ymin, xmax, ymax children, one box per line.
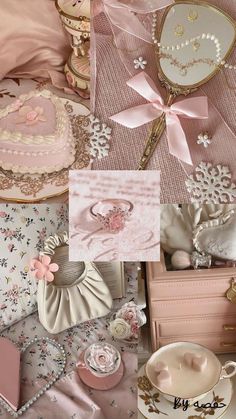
<box><xmin>0</xmin><ymin>204</ymin><xmax>68</xmax><ymax>331</ymax></box>
<box><xmin>0</xmin><ymin>263</ymin><xmax>138</xmax><ymax>418</ymax></box>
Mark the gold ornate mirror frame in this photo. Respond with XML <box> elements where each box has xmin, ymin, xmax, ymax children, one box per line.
<box><xmin>138</xmin><ymin>0</ymin><xmax>236</xmax><ymax>170</ymax></box>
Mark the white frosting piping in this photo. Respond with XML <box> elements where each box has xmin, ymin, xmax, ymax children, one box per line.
<box><xmin>0</xmin><ymin>124</ymin><xmax>76</xmax><ymax>174</ymax></box>
<box><xmin>0</xmin><ymin>90</ymin><xmax>68</xmax><ymax>145</ymax></box>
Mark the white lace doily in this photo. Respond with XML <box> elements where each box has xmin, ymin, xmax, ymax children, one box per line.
<box><xmin>88</xmin><ymin>114</ymin><xmax>112</xmax><ymax>160</ymax></box>
<box><xmin>185</xmin><ymin>162</ymin><xmax>236</xmax><ymax>203</ymax></box>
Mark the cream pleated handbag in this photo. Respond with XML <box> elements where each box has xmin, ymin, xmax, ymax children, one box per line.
<box><xmin>37</xmin><ymin>232</ymin><xmax>113</xmax><ymax>334</ymax></box>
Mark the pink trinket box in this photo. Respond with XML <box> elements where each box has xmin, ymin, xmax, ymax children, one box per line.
<box><xmin>146</xmin><ymin>252</ymin><xmax>236</xmax><ymax>354</ymax></box>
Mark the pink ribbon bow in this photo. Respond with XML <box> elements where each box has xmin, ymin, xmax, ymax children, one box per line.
<box><xmin>110</xmin><ymin>72</ymin><xmax>209</xmax><ymax>165</ymax></box>
<box><xmin>93</xmin><ymin>0</ymin><xmax>174</xmax><ymax>43</ymax></box>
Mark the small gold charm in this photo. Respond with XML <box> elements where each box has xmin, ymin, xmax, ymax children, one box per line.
<box><xmin>188</xmin><ymin>9</ymin><xmax>198</xmax><ymax>22</ymax></box>
<box><xmin>174</xmin><ymin>24</ymin><xmax>185</xmax><ymax>37</ymax></box>
<box><xmin>226</xmin><ymin>279</ymin><xmax>236</xmax><ymax>304</ymax></box>
<box><xmin>193</xmin><ymin>41</ymin><xmax>200</xmax><ymax>52</ymax></box>
<box><xmin>179</xmin><ymin>67</ymin><xmax>187</xmax><ymax>77</ymax></box>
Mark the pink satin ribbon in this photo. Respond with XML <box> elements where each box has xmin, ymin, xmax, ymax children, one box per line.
<box><xmin>93</xmin><ymin>0</ymin><xmax>174</xmax><ymax>43</ymax></box>
<box><xmin>110</xmin><ymin>72</ymin><xmax>209</xmax><ymax>165</ymax></box>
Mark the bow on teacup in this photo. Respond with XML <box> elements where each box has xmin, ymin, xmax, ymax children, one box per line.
<box><xmin>110</xmin><ymin>72</ymin><xmax>209</xmax><ymax>165</ymax></box>
<box><xmin>93</xmin><ymin>0</ymin><xmax>174</xmax><ymax>43</ymax></box>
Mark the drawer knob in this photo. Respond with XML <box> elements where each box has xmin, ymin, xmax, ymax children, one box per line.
<box><xmin>226</xmin><ymin>278</ymin><xmax>236</xmax><ymax>304</ymax></box>
<box><xmin>223</xmin><ymin>325</ymin><xmax>236</xmax><ymax>331</ymax></box>
<box><xmin>221</xmin><ymin>342</ymin><xmax>236</xmax><ymax>347</ymax></box>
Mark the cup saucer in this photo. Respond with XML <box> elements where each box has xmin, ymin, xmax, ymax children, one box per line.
<box><xmin>138</xmin><ymin>364</ymin><xmax>233</xmax><ymax>418</ymax></box>
<box><xmin>77</xmin><ymin>351</ymin><xmax>124</xmax><ymax>390</ymax></box>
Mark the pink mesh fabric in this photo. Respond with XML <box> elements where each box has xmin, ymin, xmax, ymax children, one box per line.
<box><xmin>92</xmin><ymin>1</ymin><xmax>236</xmax><ymax>203</ymax></box>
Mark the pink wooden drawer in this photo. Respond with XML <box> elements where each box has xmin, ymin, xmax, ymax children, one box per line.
<box><xmin>148</xmin><ymin>276</ymin><xmax>235</xmax><ymax>300</ymax></box>
<box><xmin>157</xmin><ymin>334</ymin><xmax>236</xmax><ymax>354</ymax></box>
<box><xmin>157</xmin><ymin>316</ymin><xmax>236</xmax><ymax>338</ymax></box>
<box><xmin>151</xmin><ymin>297</ymin><xmax>236</xmax><ymax>319</ymax></box>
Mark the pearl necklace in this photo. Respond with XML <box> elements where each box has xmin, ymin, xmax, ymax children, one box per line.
<box><xmin>0</xmin><ymin>337</ymin><xmax>66</xmax><ymax>417</ymax></box>
<box><xmin>152</xmin><ymin>12</ymin><xmax>236</xmax><ymax>70</ymax></box>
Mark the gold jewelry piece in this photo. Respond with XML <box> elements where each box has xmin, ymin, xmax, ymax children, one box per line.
<box><xmin>159</xmin><ymin>51</ymin><xmax>215</xmax><ymax>76</ymax></box>
<box><xmin>193</xmin><ymin>41</ymin><xmax>200</xmax><ymax>52</ymax></box>
<box><xmin>174</xmin><ymin>24</ymin><xmax>184</xmax><ymax>37</ymax></box>
<box><xmin>188</xmin><ymin>9</ymin><xmax>198</xmax><ymax>22</ymax></box>
<box><xmin>226</xmin><ymin>279</ymin><xmax>236</xmax><ymax>304</ymax></box>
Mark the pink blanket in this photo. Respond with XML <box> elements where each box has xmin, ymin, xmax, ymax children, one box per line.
<box><xmin>0</xmin><ymin>0</ymin><xmax>71</xmax><ymax>89</ymax></box>
<box><xmin>1</xmin><ymin>353</ymin><xmax>137</xmax><ymax>419</ymax></box>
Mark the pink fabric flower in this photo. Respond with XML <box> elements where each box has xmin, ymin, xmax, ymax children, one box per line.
<box><xmin>0</xmin><ymin>211</ymin><xmax>6</xmax><ymax>217</ymax></box>
<box><xmin>31</xmin><ymin>255</ymin><xmax>59</xmax><ymax>282</ymax></box>
<box><xmin>16</xmin><ymin>105</ymin><xmax>47</xmax><ymax>125</ymax></box>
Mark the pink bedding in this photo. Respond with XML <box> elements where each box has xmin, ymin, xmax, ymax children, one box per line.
<box><xmin>0</xmin><ymin>0</ymin><xmax>71</xmax><ymax>89</ymax></box>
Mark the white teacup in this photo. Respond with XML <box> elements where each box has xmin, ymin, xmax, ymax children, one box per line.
<box><xmin>146</xmin><ymin>342</ymin><xmax>236</xmax><ymax>404</ymax></box>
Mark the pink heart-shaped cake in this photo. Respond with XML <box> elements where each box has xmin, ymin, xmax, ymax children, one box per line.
<box><xmin>0</xmin><ymin>90</ymin><xmax>76</xmax><ymax>174</ymax></box>
<box><xmin>0</xmin><ymin>337</ymin><xmax>21</xmax><ymax>411</ymax></box>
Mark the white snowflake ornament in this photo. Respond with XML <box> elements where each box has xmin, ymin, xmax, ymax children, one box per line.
<box><xmin>185</xmin><ymin>162</ymin><xmax>236</xmax><ymax>203</ymax></box>
<box><xmin>133</xmin><ymin>57</ymin><xmax>147</xmax><ymax>70</ymax></box>
<box><xmin>197</xmin><ymin>132</ymin><xmax>212</xmax><ymax>148</ymax></box>
<box><xmin>88</xmin><ymin>115</ymin><xmax>112</xmax><ymax>160</ymax></box>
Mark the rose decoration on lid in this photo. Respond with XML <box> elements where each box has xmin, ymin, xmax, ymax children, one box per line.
<box><xmin>31</xmin><ymin>255</ymin><xmax>59</xmax><ymax>282</ymax></box>
<box><xmin>84</xmin><ymin>343</ymin><xmax>121</xmax><ymax>376</ymax></box>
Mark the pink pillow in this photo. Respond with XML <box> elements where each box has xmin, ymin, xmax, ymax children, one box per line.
<box><xmin>0</xmin><ymin>0</ymin><xmax>71</xmax><ymax>88</ymax></box>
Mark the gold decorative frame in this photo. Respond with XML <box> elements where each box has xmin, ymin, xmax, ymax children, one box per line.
<box><xmin>158</xmin><ymin>0</ymin><xmax>236</xmax><ymax>93</ymax></box>
<box><xmin>138</xmin><ymin>0</ymin><xmax>236</xmax><ymax>170</ymax></box>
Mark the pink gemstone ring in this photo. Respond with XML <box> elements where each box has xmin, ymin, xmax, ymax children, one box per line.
<box><xmin>90</xmin><ymin>199</ymin><xmax>133</xmax><ymax>233</ymax></box>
